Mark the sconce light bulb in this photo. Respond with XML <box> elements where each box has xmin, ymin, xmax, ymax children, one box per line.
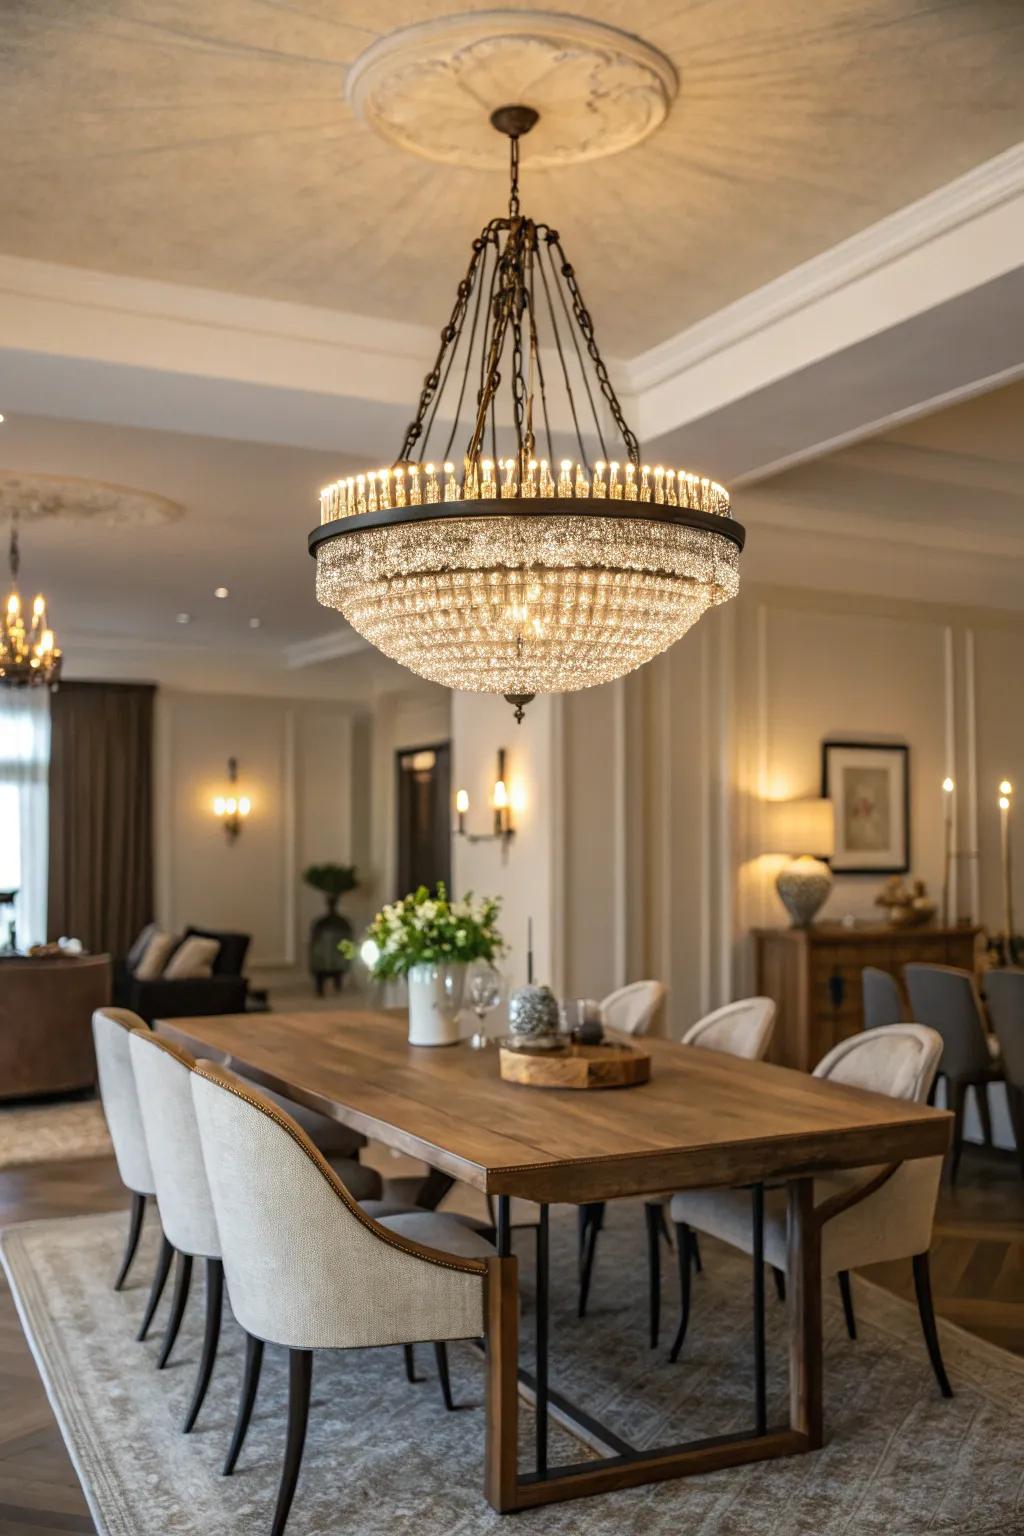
<box><xmin>225</xmin><ymin>797</ymin><xmax>238</xmax><ymax>815</ymax></box>
<box><xmin>213</xmin><ymin>796</ymin><xmax>226</xmax><ymax>816</ymax></box>
<box><xmin>455</xmin><ymin>789</ymin><xmax>469</xmax><ymax>814</ymax></box>
<box><xmin>1000</xmin><ymin>795</ymin><xmax>1010</xmax><ymax>811</ymax></box>
<box><xmin>493</xmin><ymin>779</ymin><xmax>509</xmax><ymax>810</ymax></box>
<box><xmin>999</xmin><ymin>779</ymin><xmax>1013</xmax><ymax>796</ymax></box>
<box><xmin>238</xmin><ymin>796</ymin><xmax>251</xmax><ymax>816</ymax></box>
<box><xmin>941</xmin><ymin>777</ymin><xmax>954</xmax><ymax>793</ymax></box>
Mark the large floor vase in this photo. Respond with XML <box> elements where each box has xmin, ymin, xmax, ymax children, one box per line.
<box><xmin>406</xmin><ymin>962</ymin><xmax>467</xmax><ymax>1047</ymax></box>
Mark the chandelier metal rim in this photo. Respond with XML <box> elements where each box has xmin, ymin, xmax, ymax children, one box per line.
<box><xmin>308</xmin><ymin>498</ymin><xmax>746</xmax><ymax>558</ymax></box>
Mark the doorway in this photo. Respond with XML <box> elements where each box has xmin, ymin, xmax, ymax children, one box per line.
<box><xmin>396</xmin><ymin>742</ymin><xmax>452</xmax><ymax>897</ymax></box>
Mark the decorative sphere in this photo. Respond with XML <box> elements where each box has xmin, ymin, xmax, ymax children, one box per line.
<box><xmin>508</xmin><ymin>984</ymin><xmax>560</xmax><ymax>1040</ymax></box>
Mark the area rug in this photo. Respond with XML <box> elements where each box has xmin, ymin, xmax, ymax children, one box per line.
<box><xmin>3</xmin><ymin>1203</ymin><xmax>1023</xmax><ymax>1536</ymax></box>
<box><xmin>0</xmin><ymin>1098</ymin><xmax>112</xmax><ymax>1169</ymax></box>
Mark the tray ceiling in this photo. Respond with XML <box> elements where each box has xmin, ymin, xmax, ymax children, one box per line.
<box><xmin>2</xmin><ymin>0</ymin><xmax>1022</xmax><ymax>352</ymax></box>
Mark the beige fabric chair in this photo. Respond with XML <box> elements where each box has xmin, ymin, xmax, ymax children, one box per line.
<box><xmin>681</xmin><ymin>997</ymin><xmax>776</xmax><ymax>1059</ymax></box>
<box><xmin>190</xmin><ymin>1062</ymin><xmax>495</xmax><ymax>1533</ymax></box>
<box><xmin>129</xmin><ymin>1029</ymin><xmax>226</xmax><ymax>1430</ymax></box>
<box><xmin>92</xmin><ymin>1007</ymin><xmax>157</xmax><ymax>1291</ymax></box>
<box><xmin>668</xmin><ymin>1025</ymin><xmax>952</xmax><ymax>1398</ymax></box>
<box><xmin>600</xmin><ymin>980</ymin><xmax>666</xmax><ymax>1037</ymax></box>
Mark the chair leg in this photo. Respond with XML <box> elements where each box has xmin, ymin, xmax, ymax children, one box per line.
<box><xmin>433</xmin><ymin>1342</ymin><xmax>458</xmax><ymax>1410</ymax></box>
<box><xmin>691</xmin><ymin>1231</ymin><xmax>703</xmax><ymax>1273</ymax></box>
<box><xmin>949</xmin><ymin>1081</ymin><xmax>968</xmax><ymax>1185</ymax></box>
<box><xmin>577</xmin><ymin>1203</ymin><xmax>603</xmax><ymax>1319</ymax></box>
<box><xmin>136</xmin><ymin>1235</ymin><xmax>174</xmax><ymax>1341</ymax></box>
<box><xmin>975</xmin><ymin>1080</ymin><xmax>994</xmax><ymax>1148</ymax></box>
<box><xmin>668</xmin><ymin>1223</ymin><xmax>692</xmax><ymax>1363</ymax></box>
<box><xmin>912</xmin><ymin>1252</ymin><xmax>953</xmax><ymax>1398</ymax></box>
<box><xmin>223</xmin><ymin>1331</ymin><xmax>264</xmax><ymax>1476</ymax></box>
<box><xmin>837</xmin><ymin>1270</ymin><xmax>857</xmax><ymax>1340</ymax></box>
<box><xmin>771</xmin><ymin>1265</ymin><xmax>786</xmax><ymax>1303</ymax></box>
<box><xmin>403</xmin><ymin>1344</ymin><xmax>423</xmax><ymax>1383</ymax></box>
<box><xmin>644</xmin><ymin>1201</ymin><xmax>661</xmax><ymax>1348</ymax></box>
<box><xmin>157</xmin><ymin>1251</ymin><xmax>193</xmax><ymax>1369</ymax></box>
<box><xmin>183</xmin><ymin>1258</ymin><xmax>224</xmax><ymax>1433</ymax></box>
<box><xmin>657</xmin><ymin>1205</ymin><xmax>674</xmax><ymax>1248</ymax></box>
<box><xmin>271</xmin><ymin>1349</ymin><xmax>312</xmax><ymax>1536</ymax></box>
<box><xmin>114</xmin><ymin>1191</ymin><xmax>146</xmax><ymax>1291</ymax></box>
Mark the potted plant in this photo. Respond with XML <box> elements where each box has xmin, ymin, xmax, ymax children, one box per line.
<box><xmin>303</xmin><ymin>863</ymin><xmax>359</xmax><ymax>996</ymax></box>
<box><xmin>347</xmin><ymin>883</ymin><xmax>503</xmax><ymax>1046</ymax></box>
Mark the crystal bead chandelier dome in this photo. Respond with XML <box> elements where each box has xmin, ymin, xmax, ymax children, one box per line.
<box><xmin>0</xmin><ymin>519</ymin><xmax>62</xmax><ymax>690</ymax></box>
<box><xmin>310</xmin><ymin>102</ymin><xmax>744</xmax><ymax>722</ymax></box>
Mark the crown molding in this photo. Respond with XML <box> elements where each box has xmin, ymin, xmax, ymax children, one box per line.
<box><xmin>284</xmin><ymin>629</ymin><xmax>370</xmax><ymax>669</ymax></box>
<box><xmin>626</xmin><ymin>142</ymin><xmax>1024</xmax><ymax>398</ymax></box>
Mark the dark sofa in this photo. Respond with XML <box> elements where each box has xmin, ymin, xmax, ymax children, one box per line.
<box><xmin>113</xmin><ymin>925</ymin><xmax>250</xmax><ymax>1024</ymax></box>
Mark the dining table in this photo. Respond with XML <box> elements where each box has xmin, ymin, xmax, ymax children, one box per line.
<box><xmin>156</xmin><ymin>1007</ymin><xmax>952</xmax><ymax>1515</ymax></box>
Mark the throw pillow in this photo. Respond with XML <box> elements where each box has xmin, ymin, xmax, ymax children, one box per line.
<box><xmin>162</xmin><ymin>935</ymin><xmax>221</xmax><ymax>980</ymax></box>
<box><xmin>133</xmin><ymin>929</ymin><xmax>179</xmax><ymax>980</ymax></box>
<box><xmin>125</xmin><ymin>921</ymin><xmax>159</xmax><ymax>971</ymax></box>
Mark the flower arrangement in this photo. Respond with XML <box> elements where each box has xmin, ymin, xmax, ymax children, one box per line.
<box><xmin>345</xmin><ymin>882</ymin><xmax>503</xmax><ymax>980</ymax></box>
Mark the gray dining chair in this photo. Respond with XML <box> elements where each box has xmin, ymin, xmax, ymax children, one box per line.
<box><xmin>983</xmin><ymin>968</ymin><xmax>1024</xmax><ymax>1177</ymax></box>
<box><xmin>903</xmin><ymin>963</ymin><xmax>1002</xmax><ymax>1183</ymax></box>
<box><xmin>862</xmin><ymin>967</ymin><xmax>903</xmax><ymax>1030</ymax></box>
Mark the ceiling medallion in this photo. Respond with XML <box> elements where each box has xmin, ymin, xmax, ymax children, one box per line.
<box><xmin>1</xmin><ymin>518</ymin><xmax>61</xmax><ymax>690</ymax></box>
<box><xmin>311</xmin><ymin>99</ymin><xmax>743</xmax><ymax>722</ymax></box>
<box><xmin>0</xmin><ymin>472</ymin><xmax>184</xmax><ymax>528</ymax></box>
<box><xmin>346</xmin><ymin>11</ymin><xmax>678</xmax><ymax>170</ymax></box>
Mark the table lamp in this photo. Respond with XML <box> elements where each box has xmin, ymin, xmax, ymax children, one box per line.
<box><xmin>762</xmin><ymin>799</ymin><xmax>835</xmax><ymax>927</ymax></box>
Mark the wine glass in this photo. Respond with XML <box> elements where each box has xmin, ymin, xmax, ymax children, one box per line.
<box><xmin>467</xmin><ymin>962</ymin><xmax>505</xmax><ymax>1049</ymax></box>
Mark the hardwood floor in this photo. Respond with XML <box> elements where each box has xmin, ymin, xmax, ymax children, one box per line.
<box><xmin>0</xmin><ymin>1145</ymin><xmax>1020</xmax><ymax>1534</ymax></box>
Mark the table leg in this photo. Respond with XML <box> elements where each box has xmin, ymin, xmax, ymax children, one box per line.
<box><xmin>752</xmin><ymin>1183</ymin><xmax>766</xmax><ymax>1436</ymax></box>
<box><xmin>536</xmin><ymin>1204</ymin><xmax>549</xmax><ymax>1476</ymax></box>
<box><xmin>496</xmin><ymin>1195</ymin><xmax>511</xmax><ymax>1258</ymax></box>
<box><xmin>787</xmin><ymin>1177</ymin><xmax>823</xmax><ymax>1449</ymax></box>
<box><xmin>484</xmin><ymin>1252</ymin><xmax>520</xmax><ymax>1513</ymax></box>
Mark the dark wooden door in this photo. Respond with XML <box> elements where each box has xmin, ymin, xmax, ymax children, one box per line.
<box><xmin>396</xmin><ymin>742</ymin><xmax>451</xmax><ymax>897</ymax></box>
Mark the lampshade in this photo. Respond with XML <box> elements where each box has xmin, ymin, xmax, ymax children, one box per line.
<box><xmin>761</xmin><ymin>798</ymin><xmax>835</xmax><ymax>859</ymax></box>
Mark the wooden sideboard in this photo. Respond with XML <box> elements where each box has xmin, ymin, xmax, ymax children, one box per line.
<box><xmin>754</xmin><ymin>924</ymin><xmax>982</xmax><ymax>1071</ymax></box>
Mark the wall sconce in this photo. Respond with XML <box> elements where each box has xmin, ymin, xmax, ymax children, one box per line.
<box><xmin>212</xmin><ymin>757</ymin><xmax>251</xmax><ymax>844</ymax></box>
<box><xmin>454</xmin><ymin>748</ymin><xmax>516</xmax><ymax>850</ymax></box>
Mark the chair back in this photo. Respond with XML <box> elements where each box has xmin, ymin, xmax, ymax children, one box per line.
<box><xmin>903</xmin><ymin>963</ymin><xmax>991</xmax><ymax>1080</ymax></box>
<box><xmin>681</xmin><ymin>997</ymin><xmax>776</xmax><ymax>1060</ymax></box>
<box><xmin>128</xmin><ymin>1030</ymin><xmax>219</xmax><ymax>1259</ymax></box>
<box><xmin>91</xmin><ymin>1007</ymin><xmax>155</xmax><ymax>1197</ymax></box>
<box><xmin>814</xmin><ymin>1023</ymin><xmax>943</xmax><ymax>1103</ymax></box>
<box><xmin>600</xmin><ymin>980</ymin><xmax>666</xmax><ymax>1037</ymax></box>
<box><xmin>190</xmin><ymin>1063</ymin><xmax>483</xmax><ymax>1351</ymax></box>
<box><xmin>984</xmin><ymin>969</ymin><xmax>1024</xmax><ymax>1086</ymax></box>
<box><xmin>862</xmin><ymin>967</ymin><xmax>903</xmax><ymax>1030</ymax></box>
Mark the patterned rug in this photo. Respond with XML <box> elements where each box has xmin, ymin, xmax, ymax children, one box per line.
<box><xmin>2</xmin><ymin>1202</ymin><xmax>1023</xmax><ymax>1535</ymax></box>
<box><xmin>0</xmin><ymin>1098</ymin><xmax>112</xmax><ymax>1169</ymax></box>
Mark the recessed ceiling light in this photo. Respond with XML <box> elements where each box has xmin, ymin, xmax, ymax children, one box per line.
<box><xmin>249</xmin><ymin>617</ymin><xmax>261</xmax><ymax>628</ymax></box>
<box><xmin>176</xmin><ymin>612</ymin><xmax>191</xmax><ymax>624</ymax></box>
<box><xmin>214</xmin><ymin>586</ymin><xmax>229</xmax><ymax>599</ymax></box>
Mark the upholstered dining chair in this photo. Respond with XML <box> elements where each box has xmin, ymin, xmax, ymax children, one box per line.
<box><xmin>637</xmin><ymin>997</ymin><xmax>778</xmax><ymax>1348</ymax></box>
<box><xmin>667</xmin><ymin>1024</ymin><xmax>952</xmax><ymax>1399</ymax></box>
<box><xmin>904</xmin><ymin>963</ymin><xmax>1002</xmax><ymax>1182</ymax></box>
<box><xmin>600</xmin><ymin>979</ymin><xmax>666</xmax><ymax>1036</ymax></box>
<box><xmin>983</xmin><ymin>968</ymin><xmax>1024</xmax><ymax>1177</ymax></box>
<box><xmin>862</xmin><ymin>967</ymin><xmax>904</xmax><ymax>1030</ymax></box>
<box><xmin>91</xmin><ymin>1008</ymin><xmax>163</xmax><ymax>1307</ymax></box>
<box><xmin>190</xmin><ymin>1062</ymin><xmax>496</xmax><ymax>1536</ymax></box>
<box><xmin>128</xmin><ymin>1028</ymin><xmax>229</xmax><ymax>1431</ymax></box>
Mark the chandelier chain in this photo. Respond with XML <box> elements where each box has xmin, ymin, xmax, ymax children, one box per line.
<box><xmin>547</xmin><ymin>235</ymin><xmax>640</xmax><ymax>467</ymax></box>
<box><xmin>508</xmin><ymin>134</ymin><xmax>521</xmax><ymax>219</ymax></box>
<box><xmin>8</xmin><ymin>516</ymin><xmax>19</xmax><ymax>584</ymax></box>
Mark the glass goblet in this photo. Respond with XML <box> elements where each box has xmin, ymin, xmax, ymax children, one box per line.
<box><xmin>468</xmin><ymin>962</ymin><xmax>504</xmax><ymax>1049</ymax></box>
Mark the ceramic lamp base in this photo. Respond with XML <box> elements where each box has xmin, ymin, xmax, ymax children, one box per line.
<box><xmin>776</xmin><ymin>855</ymin><xmax>833</xmax><ymax>928</ymax></box>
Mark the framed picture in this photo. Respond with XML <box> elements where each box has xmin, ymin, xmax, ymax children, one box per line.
<box><xmin>821</xmin><ymin>741</ymin><xmax>910</xmax><ymax>874</ymax></box>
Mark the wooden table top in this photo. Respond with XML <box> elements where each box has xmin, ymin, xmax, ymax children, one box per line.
<box><xmin>157</xmin><ymin>1009</ymin><xmax>952</xmax><ymax>1203</ymax></box>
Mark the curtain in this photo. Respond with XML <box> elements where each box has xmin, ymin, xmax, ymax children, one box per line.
<box><xmin>0</xmin><ymin>688</ymin><xmax>51</xmax><ymax>948</ymax></box>
<box><xmin>47</xmin><ymin>681</ymin><xmax>155</xmax><ymax>956</ymax></box>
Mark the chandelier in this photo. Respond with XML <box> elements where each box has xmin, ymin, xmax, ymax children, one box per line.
<box><xmin>0</xmin><ymin>518</ymin><xmax>62</xmax><ymax>689</ymax></box>
<box><xmin>309</xmin><ymin>106</ymin><xmax>744</xmax><ymax>721</ymax></box>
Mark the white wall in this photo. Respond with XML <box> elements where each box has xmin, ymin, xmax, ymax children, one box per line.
<box><xmin>451</xmin><ymin>691</ymin><xmax>563</xmax><ymax>994</ymax></box>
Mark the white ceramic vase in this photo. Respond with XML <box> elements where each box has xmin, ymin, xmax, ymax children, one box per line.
<box><xmin>406</xmin><ymin>962</ymin><xmax>468</xmax><ymax>1047</ymax></box>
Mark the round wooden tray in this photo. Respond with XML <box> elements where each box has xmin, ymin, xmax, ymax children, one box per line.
<box><xmin>498</xmin><ymin>1035</ymin><xmax>650</xmax><ymax>1090</ymax></box>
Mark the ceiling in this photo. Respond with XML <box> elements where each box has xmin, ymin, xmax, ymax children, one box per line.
<box><xmin>2</xmin><ymin>0</ymin><xmax>1022</xmax><ymax>352</ymax></box>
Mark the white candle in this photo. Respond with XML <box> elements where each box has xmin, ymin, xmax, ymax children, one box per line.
<box><xmin>999</xmin><ymin>782</ymin><xmax>1014</xmax><ymax>952</ymax></box>
<box><xmin>941</xmin><ymin>777</ymin><xmax>955</xmax><ymax>927</ymax></box>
